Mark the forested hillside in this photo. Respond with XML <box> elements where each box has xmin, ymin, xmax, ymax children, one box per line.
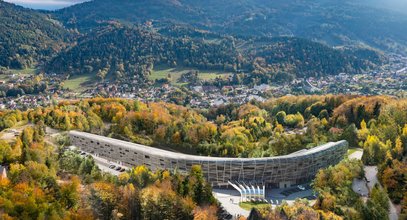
<box><xmin>45</xmin><ymin>24</ymin><xmax>239</xmax><ymax>78</ymax></box>
<box><xmin>0</xmin><ymin>95</ymin><xmax>397</xmax><ymax>159</ymax></box>
<box><xmin>0</xmin><ymin>0</ymin><xmax>388</xmax><ymax>82</ymax></box>
<box><xmin>1</xmin><ymin>95</ymin><xmax>406</xmax><ymax>219</ymax></box>
<box><xmin>45</xmin><ymin>24</ymin><xmax>383</xmax><ymax>81</ymax></box>
<box><xmin>246</xmin><ymin>37</ymin><xmax>382</xmax><ymax>81</ymax></box>
<box><xmin>54</xmin><ymin>0</ymin><xmax>407</xmax><ymax>54</ymax></box>
<box><xmin>0</xmin><ymin>124</ymin><xmax>218</xmax><ymax>219</ymax></box>
<box><xmin>0</xmin><ymin>1</ymin><xmax>70</xmax><ymax>69</ymax></box>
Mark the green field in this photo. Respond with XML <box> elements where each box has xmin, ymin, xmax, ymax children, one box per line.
<box><xmin>63</xmin><ymin>74</ymin><xmax>94</xmax><ymax>92</ymax></box>
<box><xmin>347</xmin><ymin>148</ymin><xmax>362</xmax><ymax>157</ymax></box>
<box><xmin>198</xmin><ymin>70</ymin><xmax>231</xmax><ymax>80</ymax></box>
<box><xmin>148</xmin><ymin>68</ymin><xmax>185</xmax><ymax>83</ymax></box>
<box><xmin>239</xmin><ymin>202</ymin><xmax>271</xmax><ymax>211</ymax></box>
<box><xmin>0</xmin><ymin>68</ymin><xmax>37</xmax><ymax>81</ymax></box>
<box><xmin>7</xmin><ymin>68</ymin><xmax>37</xmax><ymax>75</ymax></box>
<box><xmin>148</xmin><ymin>67</ymin><xmax>231</xmax><ymax>86</ymax></box>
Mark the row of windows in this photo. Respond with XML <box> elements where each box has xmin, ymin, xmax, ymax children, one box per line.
<box><xmin>70</xmin><ymin>134</ymin><xmax>347</xmax><ymax>185</ymax></box>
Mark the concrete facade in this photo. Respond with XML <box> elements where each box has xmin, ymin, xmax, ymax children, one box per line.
<box><xmin>69</xmin><ymin>131</ymin><xmax>347</xmax><ymax>188</ymax></box>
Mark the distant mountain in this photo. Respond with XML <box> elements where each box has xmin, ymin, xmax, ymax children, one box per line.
<box><xmin>54</xmin><ymin>0</ymin><xmax>407</xmax><ymax>54</ymax></box>
<box><xmin>45</xmin><ymin>24</ymin><xmax>383</xmax><ymax>82</ymax></box>
<box><xmin>0</xmin><ymin>1</ymin><xmax>71</xmax><ymax>69</ymax></box>
<box><xmin>244</xmin><ymin>37</ymin><xmax>383</xmax><ymax>79</ymax></box>
<box><xmin>0</xmin><ymin>0</ymin><xmax>389</xmax><ymax>82</ymax></box>
<box><xmin>45</xmin><ymin>24</ymin><xmax>239</xmax><ymax>78</ymax></box>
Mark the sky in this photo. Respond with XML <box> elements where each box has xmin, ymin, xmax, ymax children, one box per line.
<box><xmin>4</xmin><ymin>0</ymin><xmax>87</xmax><ymax>10</ymax></box>
<box><xmin>4</xmin><ymin>0</ymin><xmax>407</xmax><ymax>12</ymax></box>
<box><xmin>357</xmin><ymin>0</ymin><xmax>407</xmax><ymax>14</ymax></box>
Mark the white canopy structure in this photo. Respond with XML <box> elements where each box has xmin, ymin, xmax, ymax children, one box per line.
<box><xmin>228</xmin><ymin>180</ymin><xmax>265</xmax><ymax>202</ymax></box>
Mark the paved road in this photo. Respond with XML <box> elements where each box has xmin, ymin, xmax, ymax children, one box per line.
<box><xmin>82</xmin><ymin>153</ymin><xmax>129</xmax><ymax>176</ymax></box>
<box><xmin>388</xmin><ymin>201</ymin><xmax>399</xmax><ymax>220</ymax></box>
<box><xmin>74</xmin><ymin>147</ymin><xmax>130</xmax><ymax>176</ymax></box>
<box><xmin>213</xmin><ymin>186</ymin><xmax>316</xmax><ymax>218</ymax></box>
<box><xmin>349</xmin><ymin>150</ymin><xmax>399</xmax><ymax>220</ymax></box>
<box><xmin>45</xmin><ymin>126</ymin><xmax>61</xmax><ymax>136</ymax></box>
<box><xmin>364</xmin><ymin>166</ymin><xmax>398</xmax><ymax>220</ymax></box>
<box><xmin>92</xmin><ymin>156</ymin><xmax>124</xmax><ymax>176</ymax></box>
<box><xmin>212</xmin><ymin>188</ymin><xmax>250</xmax><ymax>218</ymax></box>
<box><xmin>352</xmin><ymin>178</ymin><xmax>369</xmax><ymax>198</ymax></box>
<box><xmin>364</xmin><ymin>166</ymin><xmax>379</xmax><ymax>189</ymax></box>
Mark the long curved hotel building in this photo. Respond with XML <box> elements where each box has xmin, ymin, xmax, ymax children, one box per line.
<box><xmin>69</xmin><ymin>131</ymin><xmax>347</xmax><ymax>188</ymax></box>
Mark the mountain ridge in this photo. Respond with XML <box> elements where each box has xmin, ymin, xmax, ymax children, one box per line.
<box><xmin>0</xmin><ymin>0</ymin><xmax>393</xmax><ymax>83</ymax></box>
<box><xmin>0</xmin><ymin>0</ymin><xmax>71</xmax><ymax>69</ymax></box>
<box><xmin>53</xmin><ymin>0</ymin><xmax>407</xmax><ymax>55</ymax></box>
<box><xmin>44</xmin><ymin>24</ymin><xmax>384</xmax><ymax>83</ymax></box>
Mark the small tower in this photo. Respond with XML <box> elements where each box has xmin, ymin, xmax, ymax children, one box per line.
<box><xmin>0</xmin><ymin>165</ymin><xmax>7</xmax><ymax>179</ymax></box>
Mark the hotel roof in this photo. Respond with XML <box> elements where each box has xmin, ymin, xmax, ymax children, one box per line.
<box><xmin>69</xmin><ymin>130</ymin><xmax>347</xmax><ymax>162</ymax></box>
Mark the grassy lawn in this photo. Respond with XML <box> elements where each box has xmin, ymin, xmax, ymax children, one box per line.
<box><xmin>347</xmin><ymin>148</ymin><xmax>362</xmax><ymax>156</ymax></box>
<box><xmin>198</xmin><ymin>71</ymin><xmax>231</xmax><ymax>80</ymax></box>
<box><xmin>0</xmin><ymin>74</ymin><xmax>8</xmax><ymax>81</ymax></box>
<box><xmin>63</xmin><ymin>74</ymin><xmax>94</xmax><ymax>92</ymax></box>
<box><xmin>239</xmin><ymin>202</ymin><xmax>271</xmax><ymax>211</ymax></box>
<box><xmin>7</xmin><ymin>68</ymin><xmax>37</xmax><ymax>75</ymax></box>
<box><xmin>148</xmin><ymin>67</ymin><xmax>231</xmax><ymax>86</ymax></box>
<box><xmin>148</xmin><ymin>67</ymin><xmax>186</xmax><ymax>85</ymax></box>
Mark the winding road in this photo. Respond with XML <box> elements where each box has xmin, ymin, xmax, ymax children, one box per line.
<box><xmin>348</xmin><ymin>149</ymin><xmax>399</xmax><ymax>220</ymax></box>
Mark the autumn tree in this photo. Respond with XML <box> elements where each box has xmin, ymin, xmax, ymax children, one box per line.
<box><xmin>89</xmin><ymin>182</ymin><xmax>119</xmax><ymax>220</ymax></box>
<box><xmin>118</xmin><ymin>184</ymin><xmax>142</xmax><ymax>220</ymax></box>
<box><xmin>362</xmin><ymin>135</ymin><xmax>389</xmax><ymax>165</ymax></box>
<box><xmin>188</xmin><ymin>165</ymin><xmax>214</xmax><ymax>206</ymax></box>
<box><xmin>361</xmin><ymin>185</ymin><xmax>389</xmax><ymax>220</ymax></box>
<box><xmin>59</xmin><ymin>175</ymin><xmax>81</xmax><ymax>210</ymax></box>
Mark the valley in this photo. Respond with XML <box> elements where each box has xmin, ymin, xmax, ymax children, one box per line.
<box><xmin>0</xmin><ymin>0</ymin><xmax>406</xmax><ymax>219</ymax></box>
<box><xmin>1</xmin><ymin>54</ymin><xmax>406</xmax><ymax>111</ymax></box>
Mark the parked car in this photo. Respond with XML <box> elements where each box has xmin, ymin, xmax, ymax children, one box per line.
<box><xmin>109</xmin><ymin>165</ymin><xmax>116</xmax><ymax>169</ymax></box>
<box><xmin>115</xmin><ymin>166</ymin><xmax>122</xmax><ymax>171</ymax></box>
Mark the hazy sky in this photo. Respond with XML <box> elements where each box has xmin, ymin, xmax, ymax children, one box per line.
<box><xmin>4</xmin><ymin>0</ymin><xmax>87</xmax><ymax>10</ymax></box>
